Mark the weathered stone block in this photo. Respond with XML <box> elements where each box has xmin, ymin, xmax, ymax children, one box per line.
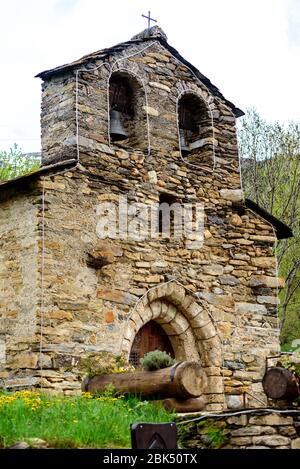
<box><xmin>249</xmin><ymin>235</ymin><xmax>276</xmax><ymax>243</ymax></box>
<box><xmin>149</xmin><ymin>300</ymin><xmax>162</xmax><ymax>317</ymax></box>
<box><xmin>257</xmin><ymin>296</ymin><xmax>278</xmax><ymax>304</ymax></box>
<box><xmin>202</xmin><ymin>264</ymin><xmax>224</xmax><ymax>276</ymax></box>
<box><xmin>149</xmin><ymin>81</ymin><xmax>171</xmax><ymax>92</ymax></box>
<box><xmin>220</xmin><ymin>189</ymin><xmax>243</xmax><ymax>201</ymax></box>
<box><xmin>41</xmin><ymin>181</ymin><xmax>66</xmax><ymax>191</ymax></box>
<box><xmin>247</xmin><ymin>446</ymin><xmax>271</xmax><ymax>449</ymax></box>
<box><xmin>205</xmin><ymin>403</ymin><xmax>224</xmax><ymax>411</ymax></box>
<box><xmin>147</xmin><ymin>170</ymin><xmax>158</xmax><ymax>184</ymax></box>
<box><xmin>206</xmin><ymin>376</ymin><xmax>223</xmax><ymax>394</ymax></box>
<box><xmin>0</xmin><ymin>341</ymin><xmax>5</xmax><ymax>364</ymax></box>
<box><xmin>150</xmin><ymin>260</ymin><xmax>168</xmax><ymax>273</ymax></box>
<box><xmin>194</xmin><ymin>322</ymin><xmax>216</xmax><ymax>340</ymax></box>
<box><xmin>44</xmin><ymin>311</ymin><xmax>73</xmax><ymax>321</ymax></box>
<box><xmin>219</xmin><ymin>275</ymin><xmax>240</xmax><ymax>285</ymax></box>
<box><xmin>116</xmin><ymin>149</ymin><xmax>129</xmax><ymax>160</ymax></box>
<box><xmin>230</xmin><ymin>214</ymin><xmax>243</xmax><ymax>226</ymax></box>
<box><xmin>96</xmin><ymin>288</ymin><xmax>138</xmax><ymax>305</ymax></box>
<box><xmin>198</xmin><ymin>292</ymin><xmax>234</xmax><ymax>308</ymax></box>
<box><xmin>235</xmin><ymin>303</ymin><xmax>267</xmax><ymax>315</ymax></box>
<box><xmin>158</xmin><ymin>303</ymin><xmax>177</xmax><ymax>323</ymax></box>
<box><xmin>4</xmin><ymin>377</ymin><xmax>38</xmax><ymax>388</ymax></box>
<box><xmin>241</xmin><ymin>354</ymin><xmax>255</xmax><ymax>363</ymax></box>
<box><xmin>231</xmin><ymin>426</ymin><xmax>276</xmax><ymax>437</ymax></box>
<box><xmin>186</xmin><ymin>302</ymin><xmax>203</xmax><ymax>319</ymax></box>
<box><xmin>104</xmin><ymin>311</ymin><xmax>115</xmax><ymax>323</ymax></box>
<box><xmin>252</xmin><ymin>435</ymin><xmax>290</xmax><ymax>447</ymax></box>
<box><xmin>249</xmin><ymin>414</ymin><xmax>294</xmax><ymax>426</ymax></box>
<box><xmin>249</xmin><ymin>275</ymin><xmax>285</xmax><ymax>288</ymax></box>
<box><xmin>226</xmin><ymin>395</ymin><xmax>244</xmax><ymax>409</ymax></box>
<box><xmin>291</xmin><ymin>438</ymin><xmax>300</xmax><ymax>449</ymax></box>
<box><xmin>236</xmin><ymin>238</ymin><xmax>254</xmax><ymax>245</ymax></box>
<box><xmin>279</xmin><ymin>426</ymin><xmax>297</xmax><ymax>437</ymax></box>
<box><xmin>133</xmin><ymin>274</ymin><xmax>161</xmax><ymax>283</ymax></box>
<box><xmin>251</xmin><ymin>257</ymin><xmax>276</xmax><ymax>268</ymax></box>
<box><xmin>165</xmin><ymin>284</ymin><xmax>186</xmax><ymax>306</ymax></box>
<box><xmin>230</xmin><ymin>436</ymin><xmax>252</xmax><ymax>445</ymax></box>
<box><xmin>9</xmin><ymin>352</ymin><xmax>38</xmax><ymax>369</ymax></box>
<box><xmin>143</xmin><ymin>106</ymin><xmax>159</xmax><ymax>116</ymax></box>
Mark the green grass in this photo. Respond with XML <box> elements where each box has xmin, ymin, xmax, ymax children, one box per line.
<box><xmin>0</xmin><ymin>390</ymin><xmax>175</xmax><ymax>448</ymax></box>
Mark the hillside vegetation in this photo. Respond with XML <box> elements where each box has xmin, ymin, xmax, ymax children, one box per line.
<box><xmin>238</xmin><ymin>108</ymin><xmax>300</xmax><ymax>348</ymax></box>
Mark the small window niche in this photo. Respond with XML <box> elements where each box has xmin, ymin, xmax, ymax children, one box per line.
<box><xmin>158</xmin><ymin>193</ymin><xmax>182</xmax><ymax>241</ymax></box>
<box><xmin>178</xmin><ymin>93</ymin><xmax>212</xmax><ymax>162</ymax></box>
<box><xmin>109</xmin><ymin>72</ymin><xmax>147</xmax><ymax>149</ymax></box>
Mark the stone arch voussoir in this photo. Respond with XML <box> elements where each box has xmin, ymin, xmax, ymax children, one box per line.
<box><xmin>121</xmin><ymin>281</ymin><xmax>224</xmax><ymax>406</ymax></box>
<box><xmin>123</xmin><ymin>282</ymin><xmax>221</xmax><ymax>363</ymax></box>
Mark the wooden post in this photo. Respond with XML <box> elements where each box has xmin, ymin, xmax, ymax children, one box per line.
<box><xmin>262</xmin><ymin>366</ymin><xmax>300</xmax><ymax>400</ymax></box>
<box><xmin>83</xmin><ymin>361</ymin><xmax>207</xmax><ymax>399</ymax></box>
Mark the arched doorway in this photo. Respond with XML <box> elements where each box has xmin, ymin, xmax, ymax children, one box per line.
<box><xmin>129</xmin><ymin>320</ymin><xmax>175</xmax><ymax>367</ymax></box>
<box><xmin>122</xmin><ymin>281</ymin><xmax>224</xmax><ymax>410</ymax></box>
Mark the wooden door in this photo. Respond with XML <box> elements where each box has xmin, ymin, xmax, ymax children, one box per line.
<box><xmin>129</xmin><ymin>320</ymin><xmax>175</xmax><ymax>367</ymax></box>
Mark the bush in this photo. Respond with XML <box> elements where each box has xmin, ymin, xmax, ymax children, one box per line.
<box><xmin>276</xmin><ymin>353</ymin><xmax>300</xmax><ymax>377</ymax></box>
<box><xmin>140</xmin><ymin>350</ymin><xmax>175</xmax><ymax>371</ymax></box>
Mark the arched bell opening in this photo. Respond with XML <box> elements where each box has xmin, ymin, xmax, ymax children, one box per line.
<box><xmin>109</xmin><ymin>71</ymin><xmax>147</xmax><ymax>149</ymax></box>
<box><xmin>109</xmin><ymin>74</ymin><xmax>133</xmax><ymax>142</ymax></box>
<box><xmin>129</xmin><ymin>320</ymin><xmax>175</xmax><ymax>368</ymax></box>
<box><xmin>178</xmin><ymin>93</ymin><xmax>212</xmax><ymax>160</ymax></box>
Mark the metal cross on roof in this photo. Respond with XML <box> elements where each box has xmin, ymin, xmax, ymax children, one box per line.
<box><xmin>142</xmin><ymin>11</ymin><xmax>157</xmax><ymax>29</ymax></box>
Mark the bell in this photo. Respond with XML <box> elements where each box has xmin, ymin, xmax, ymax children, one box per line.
<box><xmin>179</xmin><ymin>129</ymin><xmax>189</xmax><ymax>154</ymax></box>
<box><xmin>110</xmin><ymin>110</ymin><xmax>128</xmax><ymax>141</ymax></box>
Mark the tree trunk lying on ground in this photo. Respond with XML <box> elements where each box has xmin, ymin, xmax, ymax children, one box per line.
<box><xmin>83</xmin><ymin>361</ymin><xmax>207</xmax><ymax>399</ymax></box>
<box><xmin>163</xmin><ymin>396</ymin><xmax>206</xmax><ymax>412</ymax></box>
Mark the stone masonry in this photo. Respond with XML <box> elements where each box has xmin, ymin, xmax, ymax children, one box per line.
<box><xmin>0</xmin><ymin>27</ymin><xmax>288</xmax><ymax>410</ymax></box>
<box><xmin>178</xmin><ymin>409</ymin><xmax>300</xmax><ymax>449</ymax></box>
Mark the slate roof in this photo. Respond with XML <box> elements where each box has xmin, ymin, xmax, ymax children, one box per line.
<box><xmin>0</xmin><ymin>159</ymin><xmax>77</xmax><ymax>189</ymax></box>
<box><xmin>245</xmin><ymin>198</ymin><xmax>293</xmax><ymax>240</ymax></box>
<box><xmin>36</xmin><ymin>26</ymin><xmax>244</xmax><ymax>118</ymax></box>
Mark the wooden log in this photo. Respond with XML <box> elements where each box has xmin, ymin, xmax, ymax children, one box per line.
<box><xmin>163</xmin><ymin>396</ymin><xmax>206</xmax><ymax>413</ymax></box>
<box><xmin>262</xmin><ymin>366</ymin><xmax>300</xmax><ymax>400</ymax></box>
<box><xmin>83</xmin><ymin>361</ymin><xmax>207</xmax><ymax>399</ymax></box>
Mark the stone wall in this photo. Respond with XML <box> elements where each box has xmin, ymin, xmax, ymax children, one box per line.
<box><xmin>177</xmin><ymin>409</ymin><xmax>300</xmax><ymax>449</ymax></box>
<box><xmin>0</xmin><ymin>161</ymin><xmax>279</xmax><ymax>406</ymax></box>
<box><xmin>41</xmin><ymin>75</ymin><xmax>76</xmax><ymax>165</ymax></box>
<box><xmin>0</xmin><ymin>33</ymin><xmax>283</xmax><ymax>407</ymax></box>
<box><xmin>0</xmin><ymin>185</ymin><xmax>40</xmax><ymax>390</ymax></box>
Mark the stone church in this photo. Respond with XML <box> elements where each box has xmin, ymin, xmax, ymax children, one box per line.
<box><xmin>0</xmin><ymin>27</ymin><xmax>292</xmax><ymax>411</ymax></box>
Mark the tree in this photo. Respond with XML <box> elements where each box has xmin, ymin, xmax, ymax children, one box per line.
<box><xmin>0</xmin><ymin>143</ymin><xmax>40</xmax><ymax>181</ymax></box>
<box><xmin>238</xmin><ymin>108</ymin><xmax>300</xmax><ymax>347</ymax></box>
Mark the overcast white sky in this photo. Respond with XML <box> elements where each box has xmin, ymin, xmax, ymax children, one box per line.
<box><xmin>0</xmin><ymin>0</ymin><xmax>299</xmax><ymax>153</ymax></box>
